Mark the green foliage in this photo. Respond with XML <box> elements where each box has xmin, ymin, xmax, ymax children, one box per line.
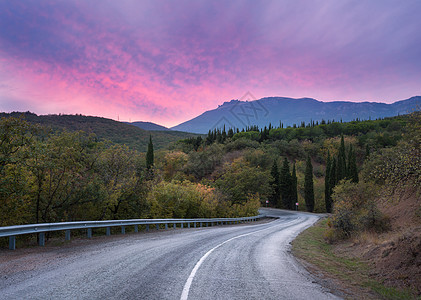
<box><xmin>347</xmin><ymin>144</ymin><xmax>359</xmax><ymax>183</ymax></box>
<box><xmin>304</xmin><ymin>155</ymin><xmax>315</xmax><ymax>212</ymax></box>
<box><xmin>330</xmin><ymin>181</ymin><xmax>389</xmax><ymax>238</ymax></box>
<box><xmin>215</xmin><ymin>158</ymin><xmax>271</xmax><ymax>205</ymax></box>
<box><xmin>185</xmin><ymin>143</ymin><xmax>224</xmax><ymax>180</ymax></box>
<box><xmin>362</xmin><ymin>113</ymin><xmax>421</xmax><ymax>189</ymax></box>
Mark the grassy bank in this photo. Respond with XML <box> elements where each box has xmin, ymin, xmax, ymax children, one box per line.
<box><xmin>291</xmin><ymin>219</ymin><xmax>418</xmax><ymax>299</ymax></box>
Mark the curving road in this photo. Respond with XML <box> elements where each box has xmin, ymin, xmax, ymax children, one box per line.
<box><xmin>0</xmin><ymin>209</ymin><xmax>340</xmax><ymax>299</ymax></box>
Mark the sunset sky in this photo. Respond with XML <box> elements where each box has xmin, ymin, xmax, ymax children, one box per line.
<box><xmin>1</xmin><ymin>1</ymin><xmax>420</xmax><ymax>127</ymax></box>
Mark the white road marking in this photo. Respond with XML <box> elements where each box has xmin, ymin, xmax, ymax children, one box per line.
<box><xmin>180</xmin><ymin>218</ymin><xmax>301</xmax><ymax>300</ymax></box>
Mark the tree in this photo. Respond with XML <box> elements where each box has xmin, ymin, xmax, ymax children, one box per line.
<box><xmin>337</xmin><ymin>135</ymin><xmax>346</xmax><ymax>181</ymax></box>
<box><xmin>291</xmin><ymin>163</ymin><xmax>298</xmax><ymax>207</ymax></box>
<box><xmin>325</xmin><ymin>151</ymin><xmax>332</xmax><ymax>213</ymax></box>
<box><xmin>280</xmin><ymin>157</ymin><xmax>292</xmax><ymax>209</ymax></box>
<box><xmin>347</xmin><ymin>144</ymin><xmax>359</xmax><ymax>183</ymax></box>
<box><xmin>215</xmin><ymin>158</ymin><xmax>271</xmax><ymax>205</ymax></box>
<box><xmin>269</xmin><ymin>160</ymin><xmax>281</xmax><ymax>207</ymax></box>
<box><xmin>146</xmin><ymin>135</ymin><xmax>154</xmax><ymax>169</ymax></box>
<box><xmin>304</xmin><ymin>154</ymin><xmax>314</xmax><ymax>212</ymax></box>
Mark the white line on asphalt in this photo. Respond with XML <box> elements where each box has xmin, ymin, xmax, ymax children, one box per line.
<box><xmin>180</xmin><ymin>218</ymin><xmax>301</xmax><ymax>300</ymax></box>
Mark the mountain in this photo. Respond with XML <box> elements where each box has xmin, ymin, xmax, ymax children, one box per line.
<box><xmin>171</xmin><ymin>96</ymin><xmax>421</xmax><ymax>133</ymax></box>
<box><xmin>0</xmin><ymin>112</ymin><xmax>200</xmax><ymax>152</ymax></box>
<box><xmin>126</xmin><ymin>121</ymin><xmax>170</xmax><ymax>131</ymax></box>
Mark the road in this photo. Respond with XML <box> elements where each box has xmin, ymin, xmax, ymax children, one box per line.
<box><xmin>0</xmin><ymin>209</ymin><xmax>340</xmax><ymax>299</ymax></box>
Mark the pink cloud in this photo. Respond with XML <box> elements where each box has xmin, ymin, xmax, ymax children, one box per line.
<box><xmin>1</xmin><ymin>1</ymin><xmax>420</xmax><ymax>127</ymax></box>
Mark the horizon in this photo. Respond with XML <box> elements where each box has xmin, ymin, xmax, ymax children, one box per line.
<box><xmin>4</xmin><ymin>94</ymin><xmax>418</xmax><ymax>128</ymax></box>
<box><xmin>1</xmin><ymin>1</ymin><xmax>421</xmax><ymax>127</ymax></box>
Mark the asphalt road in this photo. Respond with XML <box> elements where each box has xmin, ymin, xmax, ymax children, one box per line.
<box><xmin>0</xmin><ymin>209</ymin><xmax>340</xmax><ymax>300</ymax></box>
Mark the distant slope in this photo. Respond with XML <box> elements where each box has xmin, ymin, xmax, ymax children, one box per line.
<box><xmin>125</xmin><ymin>121</ymin><xmax>170</xmax><ymax>131</ymax></box>
<box><xmin>0</xmin><ymin>112</ymin><xmax>200</xmax><ymax>152</ymax></box>
<box><xmin>171</xmin><ymin>96</ymin><xmax>421</xmax><ymax>133</ymax></box>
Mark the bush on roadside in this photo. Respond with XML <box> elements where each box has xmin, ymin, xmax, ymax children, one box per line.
<box><xmin>329</xmin><ymin>180</ymin><xmax>390</xmax><ymax>239</ymax></box>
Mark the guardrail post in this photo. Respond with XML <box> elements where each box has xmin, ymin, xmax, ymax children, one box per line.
<box><xmin>9</xmin><ymin>236</ymin><xmax>16</xmax><ymax>250</ymax></box>
<box><xmin>121</xmin><ymin>226</ymin><xmax>125</xmax><ymax>234</ymax></box>
<box><xmin>200</xmin><ymin>222</ymin><xmax>202</xmax><ymax>227</ymax></box>
<box><xmin>156</xmin><ymin>224</ymin><xmax>159</xmax><ymax>230</ymax></box>
<box><xmin>173</xmin><ymin>223</ymin><xmax>176</xmax><ymax>229</ymax></box>
<box><xmin>181</xmin><ymin>223</ymin><xmax>183</xmax><ymax>229</ymax></box>
<box><xmin>87</xmin><ymin>228</ymin><xmax>92</xmax><ymax>238</ymax></box>
<box><xmin>146</xmin><ymin>225</ymin><xmax>149</xmax><ymax>232</ymax></box>
<box><xmin>65</xmin><ymin>230</ymin><xmax>71</xmax><ymax>241</ymax></box>
<box><xmin>134</xmin><ymin>225</ymin><xmax>138</xmax><ymax>233</ymax></box>
<box><xmin>194</xmin><ymin>222</ymin><xmax>196</xmax><ymax>228</ymax></box>
<box><xmin>106</xmin><ymin>227</ymin><xmax>111</xmax><ymax>236</ymax></box>
<box><xmin>165</xmin><ymin>223</ymin><xmax>168</xmax><ymax>230</ymax></box>
<box><xmin>39</xmin><ymin>233</ymin><xmax>45</xmax><ymax>246</ymax></box>
<box><xmin>188</xmin><ymin>223</ymin><xmax>190</xmax><ymax>228</ymax></box>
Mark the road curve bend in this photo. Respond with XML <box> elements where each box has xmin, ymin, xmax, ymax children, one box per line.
<box><xmin>0</xmin><ymin>209</ymin><xmax>340</xmax><ymax>300</ymax></box>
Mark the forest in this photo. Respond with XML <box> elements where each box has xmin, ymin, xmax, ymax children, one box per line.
<box><xmin>1</xmin><ymin>112</ymin><xmax>419</xmax><ymax>241</ymax></box>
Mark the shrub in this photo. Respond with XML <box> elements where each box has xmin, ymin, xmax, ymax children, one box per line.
<box><xmin>330</xmin><ymin>180</ymin><xmax>389</xmax><ymax>239</ymax></box>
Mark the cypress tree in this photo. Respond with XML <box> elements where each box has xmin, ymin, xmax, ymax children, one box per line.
<box><xmin>227</xmin><ymin>128</ymin><xmax>234</xmax><ymax>139</ymax></box>
<box><xmin>291</xmin><ymin>163</ymin><xmax>298</xmax><ymax>207</ymax></box>
<box><xmin>280</xmin><ymin>157</ymin><xmax>292</xmax><ymax>209</ymax></box>
<box><xmin>269</xmin><ymin>160</ymin><xmax>281</xmax><ymax>207</ymax></box>
<box><xmin>304</xmin><ymin>155</ymin><xmax>314</xmax><ymax>212</ymax></box>
<box><xmin>329</xmin><ymin>157</ymin><xmax>337</xmax><ymax>196</ymax></box>
<box><xmin>217</xmin><ymin>129</ymin><xmax>223</xmax><ymax>143</ymax></box>
<box><xmin>222</xmin><ymin>125</ymin><xmax>227</xmax><ymax>142</ymax></box>
<box><xmin>348</xmin><ymin>145</ymin><xmax>359</xmax><ymax>183</ymax></box>
<box><xmin>324</xmin><ymin>151</ymin><xmax>332</xmax><ymax>213</ymax></box>
<box><xmin>337</xmin><ymin>135</ymin><xmax>346</xmax><ymax>182</ymax></box>
<box><xmin>146</xmin><ymin>135</ymin><xmax>154</xmax><ymax>169</ymax></box>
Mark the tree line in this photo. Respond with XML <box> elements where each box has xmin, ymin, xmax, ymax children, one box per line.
<box><xmin>0</xmin><ymin>117</ymin><xmax>259</xmax><ymax>227</ymax></box>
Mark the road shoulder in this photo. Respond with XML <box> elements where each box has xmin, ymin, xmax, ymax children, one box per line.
<box><xmin>291</xmin><ymin>218</ymin><xmax>418</xmax><ymax>299</ymax></box>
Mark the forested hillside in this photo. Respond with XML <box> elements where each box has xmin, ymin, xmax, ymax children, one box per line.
<box><xmin>1</xmin><ymin>112</ymin><xmax>417</xmax><ymax>231</ymax></box>
<box><xmin>0</xmin><ymin>112</ymin><xmax>200</xmax><ymax>152</ymax></box>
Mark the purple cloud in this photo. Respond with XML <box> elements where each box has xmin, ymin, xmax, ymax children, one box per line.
<box><xmin>0</xmin><ymin>0</ymin><xmax>420</xmax><ymax>126</ymax></box>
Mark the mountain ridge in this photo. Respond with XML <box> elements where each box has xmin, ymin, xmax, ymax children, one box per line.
<box><xmin>0</xmin><ymin>112</ymin><xmax>200</xmax><ymax>152</ymax></box>
<box><xmin>171</xmin><ymin>96</ymin><xmax>420</xmax><ymax>133</ymax></box>
<box><xmin>125</xmin><ymin>121</ymin><xmax>170</xmax><ymax>131</ymax></box>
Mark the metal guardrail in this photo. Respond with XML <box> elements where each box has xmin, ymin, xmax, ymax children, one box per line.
<box><xmin>1</xmin><ymin>215</ymin><xmax>265</xmax><ymax>250</ymax></box>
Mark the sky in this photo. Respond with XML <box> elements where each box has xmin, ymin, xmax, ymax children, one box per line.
<box><xmin>1</xmin><ymin>0</ymin><xmax>420</xmax><ymax>127</ymax></box>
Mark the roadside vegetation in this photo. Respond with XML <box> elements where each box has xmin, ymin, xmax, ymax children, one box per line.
<box><xmin>294</xmin><ymin>111</ymin><xmax>421</xmax><ymax>297</ymax></box>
